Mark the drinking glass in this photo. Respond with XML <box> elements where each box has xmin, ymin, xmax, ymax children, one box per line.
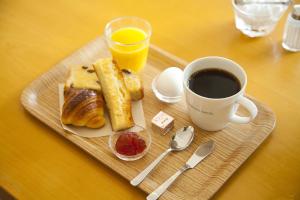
<box><xmin>232</xmin><ymin>0</ymin><xmax>290</xmax><ymax>37</ymax></box>
<box><xmin>105</xmin><ymin>16</ymin><xmax>152</xmax><ymax>73</ymax></box>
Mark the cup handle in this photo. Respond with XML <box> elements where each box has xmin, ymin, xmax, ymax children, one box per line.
<box><xmin>229</xmin><ymin>96</ymin><xmax>258</xmax><ymax>124</ymax></box>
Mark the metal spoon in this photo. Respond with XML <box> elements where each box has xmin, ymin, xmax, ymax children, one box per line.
<box><xmin>130</xmin><ymin>126</ymin><xmax>194</xmax><ymax>186</ymax></box>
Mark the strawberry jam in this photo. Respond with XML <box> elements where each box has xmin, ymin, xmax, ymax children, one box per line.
<box><xmin>115</xmin><ymin>132</ymin><xmax>146</xmax><ymax>156</ymax></box>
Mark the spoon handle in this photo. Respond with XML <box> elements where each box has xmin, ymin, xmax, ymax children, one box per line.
<box><xmin>130</xmin><ymin>148</ymin><xmax>172</xmax><ymax>186</ymax></box>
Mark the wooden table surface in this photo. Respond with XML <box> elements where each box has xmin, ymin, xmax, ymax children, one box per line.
<box><xmin>1</xmin><ymin>0</ymin><xmax>300</xmax><ymax>199</ymax></box>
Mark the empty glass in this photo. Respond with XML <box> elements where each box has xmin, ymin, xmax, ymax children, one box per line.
<box><xmin>232</xmin><ymin>0</ymin><xmax>290</xmax><ymax>37</ymax></box>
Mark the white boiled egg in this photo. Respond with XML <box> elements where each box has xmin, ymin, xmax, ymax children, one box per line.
<box><xmin>155</xmin><ymin>67</ymin><xmax>183</xmax><ymax>97</ymax></box>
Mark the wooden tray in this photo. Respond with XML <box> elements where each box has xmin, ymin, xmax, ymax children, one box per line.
<box><xmin>21</xmin><ymin>37</ymin><xmax>276</xmax><ymax>200</ymax></box>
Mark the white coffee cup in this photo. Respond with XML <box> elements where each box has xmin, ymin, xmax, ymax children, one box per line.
<box><xmin>183</xmin><ymin>56</ymin><xmax>258</xmax><ymax>131</ymax></box>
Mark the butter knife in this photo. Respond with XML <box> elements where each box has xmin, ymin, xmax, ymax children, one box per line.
<box><xmin>146</xmin><ymin>140</ymin><xmax>215</xmax><ymax>200</ymax></box>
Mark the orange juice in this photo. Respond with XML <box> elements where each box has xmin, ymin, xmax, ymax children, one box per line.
<box><xmin>109</xmin><ymin>27</ymin><xmax>149</xmax><ymax>72</ymax></box>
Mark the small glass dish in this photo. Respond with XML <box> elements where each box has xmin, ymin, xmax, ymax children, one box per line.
<box><xmin>108</xmin><ymin>131</ymin><xmax>151</xmax><ymax>161</ymax></box>
<box><xmin>152</xmin><ymin>75</ymin><xmax>182</xmax><ymax>103</ymax></box>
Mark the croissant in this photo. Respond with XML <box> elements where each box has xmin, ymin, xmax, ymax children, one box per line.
<box><xmin>61</xmin><ymin>86</ymin><xmax>105</xmax><ymax>128</ymax></box>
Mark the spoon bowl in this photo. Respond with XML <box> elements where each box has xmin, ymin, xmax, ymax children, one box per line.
<box><xmin>170</xmin><ymin>126</ymin><xmax>194</xmax><ymax>151</ymax></box>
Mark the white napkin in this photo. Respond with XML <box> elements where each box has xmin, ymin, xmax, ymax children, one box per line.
<box><xmin>58</xmin><ymin>84</ymin><xmax>146</xmax><ymax>138</ymax></box>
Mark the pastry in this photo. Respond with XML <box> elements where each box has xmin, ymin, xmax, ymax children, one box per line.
<box><xmin>122</xmin><ymin>69</ymin><xmax>144</xmax><ymax>101</ymax></box>
<box><xmin>93</xmin><ymin>58</ymin><xmax>134</xmax><ymax>131</ymax></box>
<box><xmin>62</xmin><ymin>65</ymin><xmax>105</xmax><ymax>128</ymax></box>
<box><xmin>62</xmin><ymin>87</ymin><xmax>105</xmax><ymax>128</ymax></box>
<box><xmin>65</xmin><ymin>65</ymin><xmax>101</xmax><ymax>91</ymax></box>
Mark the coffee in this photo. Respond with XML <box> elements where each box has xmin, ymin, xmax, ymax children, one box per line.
<box><xmin>188</xmin><ymin>68</ymin><xmax>241</xmax><ymax>98</ymax></box>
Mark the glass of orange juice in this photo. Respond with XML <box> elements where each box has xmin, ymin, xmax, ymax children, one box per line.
<box><xmin>105</xmin><ymin>16</ymin><xmax>152</xmax><ymax>73</ymax></box>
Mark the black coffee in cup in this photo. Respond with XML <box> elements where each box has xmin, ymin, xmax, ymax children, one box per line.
<box><xmin>188</xmin><ymin>68</ymin><xmax>241</xmax><ymax>99</ymax></box>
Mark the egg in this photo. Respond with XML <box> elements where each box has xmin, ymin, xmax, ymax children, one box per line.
<box><xmin>155</xmin><ymin>67</ymin><xmax>183</xmax><ymax>97</ymax></box>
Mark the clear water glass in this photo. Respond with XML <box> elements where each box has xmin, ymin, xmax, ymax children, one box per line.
<box><xmin>232</xmin><ymin>0</ymin><xmax>290</xmax><ymax>37</ymax></box>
